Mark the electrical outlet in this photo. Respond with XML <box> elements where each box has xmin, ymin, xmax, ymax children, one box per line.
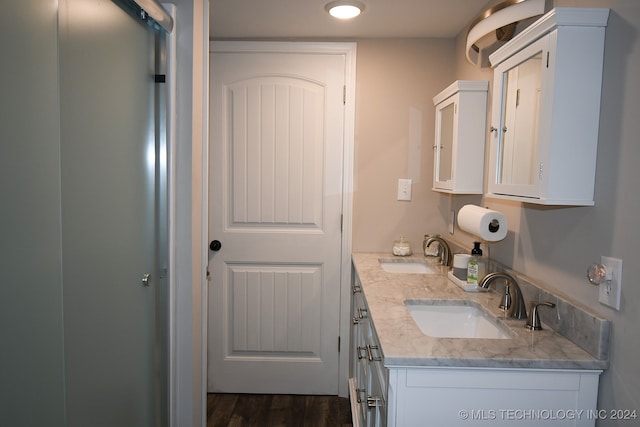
<box><xmin>397</xmin><ymin>179</ymin><xmax>412</xmax><ymax>201</ymax></box>
<box><xmin>449</xmin><ymin>210</ymin><xmax>455</xmax><ymax>234</ymax></box>
<box><xmin>599</xmin><ymin>256</ymin><xmax>622</xmax><ymax>310</ymax></box>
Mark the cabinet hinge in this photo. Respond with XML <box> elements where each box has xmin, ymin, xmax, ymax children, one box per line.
<box><xmin>343</xmin><ymin>85</ymin><xmax>346</xmax><ymax>105</ymax></box>
<box><xmin>539</xmin><ymin>162</ymin><xmax>544</xmax><ymax>180</ymax></box>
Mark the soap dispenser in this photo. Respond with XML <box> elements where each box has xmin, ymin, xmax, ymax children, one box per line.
<box><xmin>466</xmin><ymin>242</ymin><xmax>486</xmax><ymax>285</ymax></box>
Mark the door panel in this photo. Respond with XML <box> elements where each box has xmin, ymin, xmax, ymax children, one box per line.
<box><xmin>228</xmin><ymin>77</ymin><xmax>324</xmax><ymax>227</ymax></box>
<box><xmin>209</xmin><ymin>45</ymin><xmax>345</xmax><ymax>394</ymax></box>
<box><xmin>229</xmin><ymin>265</ymin><xmax>321</xmax><ymax>354</ymax></box>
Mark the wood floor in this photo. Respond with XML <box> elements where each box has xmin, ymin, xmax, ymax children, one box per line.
<box><xmin>207</xmin><ymin>393</ymin><xmax>353</xmax><ymax>427</ymax></box>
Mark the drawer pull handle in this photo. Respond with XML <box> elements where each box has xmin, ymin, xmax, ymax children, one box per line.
<box><xmin>353</xmin><ymin>286</ymin><xmax>362</xmax><ymax>294</ymax></box>
<box><xmin>358</xmin><ymin>308</ymin><xmax>368</xmax><ymax>319</ymax></box>
<box><xmin>367</xmin><ymin>396</ymin><xmax>381</xmax><ymax>408</ymax></box>
<box><xmin>366</xmin><ymin>344</ymin><xmax>382</xmax><ymax>362</ymax></box>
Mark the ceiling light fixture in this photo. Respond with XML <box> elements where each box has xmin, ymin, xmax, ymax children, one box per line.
<box><xmin>466</xmin><ymin>0</ymin><xmax>544</xmax><ymax>67</ymax></box>
<box><xmin>325</xmin><ymin>0</ymin><xmax>365</xmax><ymax>20</ymax></box>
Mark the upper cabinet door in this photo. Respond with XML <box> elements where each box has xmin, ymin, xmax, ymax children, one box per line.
<box><xmin>432</xmin><ymin>80</ymin><xmax>488</xmax><ymax>194</ymax></box>
<box><xmin>487</xmin><ymin>8</ymin><xmax>609</xmax><ymax>206</ymax></box>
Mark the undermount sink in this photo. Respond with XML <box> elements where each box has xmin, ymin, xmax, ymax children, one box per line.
<box><xmin>405</xmin><ymin>300</ymin><xmax>513</xmax><ymax>339</ymax></box>
<box><xmin>379</xmin><ymin>259</ymin><xmax>438</xmax><ymax>274</ymax></box>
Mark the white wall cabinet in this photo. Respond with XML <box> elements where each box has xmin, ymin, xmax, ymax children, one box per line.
<box><xmin>487</xmin><ymin>8</ymin><xmax>609</xmax><ymax>205</ymax></box>
<box><xmin>432</xmin><ymin>80</ymin><xmax>488</xmax><ymax>194</ymax></box>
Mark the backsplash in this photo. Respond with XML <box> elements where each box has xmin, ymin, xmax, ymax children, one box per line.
<box><xmin>446</xmin><ymin>240</ymin><xmax>611</xmax><ymax>360</ymax></box>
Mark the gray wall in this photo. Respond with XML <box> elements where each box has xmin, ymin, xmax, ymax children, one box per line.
<box><xmin>451</xmin><ymin>0</ymin><xmax>640</xmax><ymax>422</ymax></box>
<box><xmin>0</xmin><ymin>2</ymin><xmax>66</xmax><ymax>425</ymax></box>
<box><xmin>352</xmin><ymin>39</ymin><xmax>455</xmax><ymax>252</ymax></box>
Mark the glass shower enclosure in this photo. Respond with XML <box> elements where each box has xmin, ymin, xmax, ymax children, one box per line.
<box><xmin>59</xmin><ymin>1</ymin><xmax>172</xmax><ymax>425</ymax></box>
<box><xmin>1</xmin><ymin>0</ymin><xmax>173</xmax><ymax>424</ymax></box>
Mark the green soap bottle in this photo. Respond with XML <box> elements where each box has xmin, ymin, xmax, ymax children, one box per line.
<box><xmin>467</xmin><ymin>242</ymin><xmax>485</xmax><ymax>285</ymax></box>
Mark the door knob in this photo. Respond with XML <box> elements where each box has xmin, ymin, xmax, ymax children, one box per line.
<box><xmin>209</xmin><ymin>240</ymin><xmax>222</xmax><ymax>251</ymax></box>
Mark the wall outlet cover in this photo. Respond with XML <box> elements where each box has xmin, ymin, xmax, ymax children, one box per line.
<box><xmin>599</xmin><ymin>256</ymin><xmax>622</xmax><ymax>310</ymax></box>
<box><xmin>449</xmin><ymin>210</ymin><xmax>455</xmax><ymax>234</ymax></box>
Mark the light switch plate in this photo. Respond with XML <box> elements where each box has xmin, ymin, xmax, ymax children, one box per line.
<box><xmin>397</xmin><ymin>179</ymin><xmax>412</xmax><ymax>201</ymax></box>
<box><xmin>599</xmin><ymin>256</ymin><xmax>622</xmax><ymax>310</ymax></box>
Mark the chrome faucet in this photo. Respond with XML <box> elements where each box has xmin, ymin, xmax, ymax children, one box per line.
<box><xmin>526</xmin><ymin>301</ymin><xmax>556</xmax><ymax>330</ymax></box>
<box><xmin>424</xmin><ymin>236</ymin><xmax>452</xmax><ymax>267</ymax></box>
<box><xmin>479</xmin><ymin>272</ymin><xmax>527</xmax><ymax>320</ymax></box>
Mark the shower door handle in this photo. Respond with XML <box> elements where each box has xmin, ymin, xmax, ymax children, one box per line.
<box><xmin>141</xmin><ymin>273</ymin><xmax>151</xmax><ymax>286</ymax></box>
<box><xmin>209</xmin><ymin>240</ymin><xmax>222</xmax><ymax>251</ymax></box>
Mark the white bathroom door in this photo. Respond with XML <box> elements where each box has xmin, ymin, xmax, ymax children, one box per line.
<box><xmin>207</xmin><ymin>43</ymin><xmax>346</xmax><ymax>394</ymax></box>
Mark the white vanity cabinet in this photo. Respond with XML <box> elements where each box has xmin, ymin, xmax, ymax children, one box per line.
<box><xmin>387</xmin><ymin>367</ymin><xmax>601</xmax><ymax>426</ymax></box>
<box><xmin>432</xmin><ymin>80</ymin><xmax>488</xmax><ymax>194</ymax></box>
<box><xmin>348</xmin><ymin>294</ymin><xmax>602</xmax><ymax>426</ymax></box>
<box><xmin>349</xmin><ymin>264</ymin><xmax>603</xmax><ymax>427</ymax></box>
<box><xmin>487</xmin><ymin>8</ymin><xmax>609</xmax><ymax>205</ymax></box>
<box><xmin>350</xmin><ymin>274</ymin><xmax>387</xmax><ymax>427</ymax></box>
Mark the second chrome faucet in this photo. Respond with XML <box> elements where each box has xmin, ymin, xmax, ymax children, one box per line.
<box><xmin>479</xmin><ymin>272</ymin><xmax>528</xmax><ymax>320</ymax></box>
<box><xmin>424</xmin><ymin>235</ymin><xmax>452</xmax><ymax>267</ymax></box>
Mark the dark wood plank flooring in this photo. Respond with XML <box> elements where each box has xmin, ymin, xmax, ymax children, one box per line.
<box><xmin>207</xmin><ymin>393</ymin><xmax>353</xmax><ymax>427</ymax></box>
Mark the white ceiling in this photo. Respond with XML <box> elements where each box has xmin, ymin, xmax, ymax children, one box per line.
<box><xmin>210</xmin><ymin>0</ymin><xmax>490</xmax><ymax>39</ymax></box>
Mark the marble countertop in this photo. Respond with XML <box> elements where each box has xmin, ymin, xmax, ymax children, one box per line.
<box><xmin>352</xmin><ymin>252</ymin><xmax>608</xmax><ymax>370</ymax></box>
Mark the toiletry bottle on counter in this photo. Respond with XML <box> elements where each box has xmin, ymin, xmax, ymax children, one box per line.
<box><xmin>467</xmin><ymin>257</ymin><xmax>479</xmax><ymax>285</ymax></box>
<box><xmin>467</xmin><ymin>242</ymin><xmax>485</xmax><ymax>285</ymax></box>
<box><xmin>469</xmin><ymin>242</ymin><xmax>486</xmax><ymax>283</ymax></box>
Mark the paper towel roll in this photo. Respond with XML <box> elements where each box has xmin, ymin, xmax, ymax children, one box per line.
<box><xmin>457</xmin><ymin>205</ymin><xmax>508</xmax><ymax>242</ymax></box>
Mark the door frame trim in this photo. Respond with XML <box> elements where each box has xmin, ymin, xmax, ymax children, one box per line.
<box><xmin>170</xmin><ymin>1</ymin><xmax>210</xmax><ymax>426</ymax></box>
<box><xmin>207</xmin><ymin>40</ymin><xmax>356</xmax><ymax>397</ymax></box>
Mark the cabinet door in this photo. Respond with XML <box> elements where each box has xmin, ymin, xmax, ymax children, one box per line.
<box><xmin>487</xmin><ymin>8</ymin><xmax>608</xmax><ymax>205</ymax></box>
<box><xmin>353</xmin><ymin>289</ymin><xmax>370</xmax><ymax>424</ymax></box>
<box><xmin>433</xmin><ymin>95</ymin><xmax>457</xmax><ymax>191</ymax></box>
<box><xmin>432</xmin><ymin>80</ymin><xmax>487</xmax><ymax>194</ymax></box>
<box><xmin>488</xmin><ymin>36</ymin><xmax>548</xmax><ymax>200</ymax></box>
<box><xmin>368</xmin><ymin>355</ymin><xmax>387</xmax><ymax>427</ymax></box>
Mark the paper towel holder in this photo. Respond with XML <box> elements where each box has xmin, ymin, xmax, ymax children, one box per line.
<box><xmin>457</xmin><ymin>204</ymin><xmax>508</xmax><ymax>242</ymax></box>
